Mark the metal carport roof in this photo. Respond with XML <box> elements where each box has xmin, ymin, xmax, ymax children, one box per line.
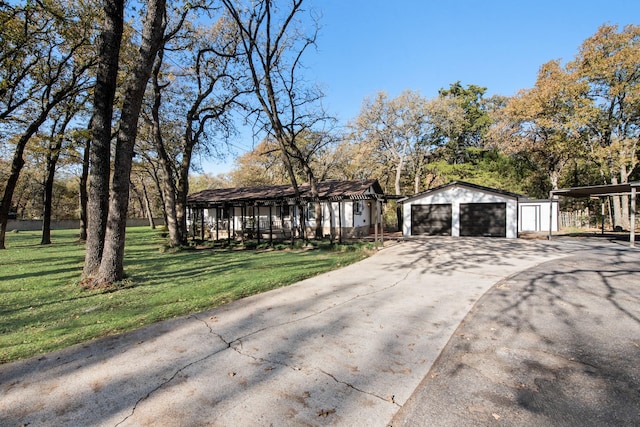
<box><xmin>549</xmin><ymin>182</ymin><xmax>640</xmax><ymax>248</ymax></box>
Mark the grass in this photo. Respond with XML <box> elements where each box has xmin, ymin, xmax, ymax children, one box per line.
<box><xmin>0</xmin><ymin>227</ymin><xmax>373</xmax><ymax>364</ymax></box>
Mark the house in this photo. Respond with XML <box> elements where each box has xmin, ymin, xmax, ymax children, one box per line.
<box><xmin>399</xmin><ymin>181</ymin><xmax>522</xmax><ymax>238</ymax></box>
<box><xmin>186</xmin><ymin>179</ymin><xmax>385</xmax><ymax>242</ymax></box>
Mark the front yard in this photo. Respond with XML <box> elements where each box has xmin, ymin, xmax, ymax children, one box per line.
<box><xmin>0</xmin><ymin>227</ymin><xmax>371</xmax><ymax>363</ymax></box>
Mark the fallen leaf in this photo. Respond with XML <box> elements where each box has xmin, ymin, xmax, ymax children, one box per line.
<box><xmin>317</xmin><ymin>408</ymin><xmax>335</xmax><ymax>417</ymax></box>
<box><xmin>492</xmin><ymin>413</ymin><xmax>501</xmax><ymax>420</ymax></box>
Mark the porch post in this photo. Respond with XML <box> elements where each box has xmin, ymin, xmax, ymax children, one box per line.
<box><xmin>227</xmin><ymin>205</ymin><xmax>231</xmax><ymax>245</ymax></box>
<box><xmin>269</xmin><ymin>205</ymin><xmax>273</xmax><ymax>245</ymax></box>
<box><xmin>338</xmin><ymin>201</ymin><xmax>343</xmax><ymax>244</ymax></box>
<box><xmin>241</xmin><ymin>205</ymin><xmax>245</xmax><ymax>241</ymax></box>
<box><xmin>215</xmin><ymin>207</ymin><xmax>219</xmax><ymax>241</ymax></box>
<box><xmin>256</xmin><ymin>203</ymin><xmax>261</xmax><ymax>245</ymax></box>
<box><xmin>630</xmin><ymin>187</ymin><xmax>636</xmax><ymax>248</ymax></box>
<box><xmin>379</xmin><ymin>199</ymin><xmax>384</xmax><ymax>246</ymax></box>
<box><xmin>200</xmin><ymin>208</ymin><xmax>205</xmax><ymax>240</ymax></box>
<box><xmin>374</xmin><ymin>201</ymin><xmax>378</xmax><ymax>249</ymax></box>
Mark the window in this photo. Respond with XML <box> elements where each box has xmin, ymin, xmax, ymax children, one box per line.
<box><xmin>354</xmin><ymin>200</ymin><xmax>363</xmax><ymax>215</ymax></box>
<box><xmin>307</xmin><ymin>203</ymin><xmax>316</xmax><ymax>220</ymax></box>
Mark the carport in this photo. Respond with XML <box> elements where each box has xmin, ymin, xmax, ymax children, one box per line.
<box><xmin>549</xmin><ymin>182</ymin><xmax>639</xmax><ymax>248</ymax></box>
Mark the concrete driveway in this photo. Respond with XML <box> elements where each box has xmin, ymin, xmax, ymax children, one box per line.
<box><xmin>1</xmin><ymin>238</ymin><xmax>570</xmax><ymax>426</ymax></box>
<box><xmin>393</xmin><ymin>237</ymin><xmax>640</xmax><ymax>426</ymax></box>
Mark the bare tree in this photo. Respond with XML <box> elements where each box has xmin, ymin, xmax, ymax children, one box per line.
<box><xmin>221</xmin><ymin>0</ymin><xmax>330</xmax><ymax>238</ymax></box>
<box><xmin>145</xmin><ymin>10</ymin><xmax>246</xmax><ymax>246</ymax></box>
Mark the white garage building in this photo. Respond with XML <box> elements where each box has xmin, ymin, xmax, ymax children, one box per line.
<box><xmin>400</xmin><ymin>181</ymin><xmax>520</xmax><ymax>238</ymax></box>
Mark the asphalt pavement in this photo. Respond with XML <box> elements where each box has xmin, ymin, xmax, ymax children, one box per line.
<box><xmin>0</xmin><ymin>236</ymin><xmax>638</xmax><ymax>426</ymax></box>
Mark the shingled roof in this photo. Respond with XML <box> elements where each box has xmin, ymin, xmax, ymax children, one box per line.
<box><xmin>187</xmin><ymin>179</ymin><xmax>384</xmax><ymax>207</ymax></box>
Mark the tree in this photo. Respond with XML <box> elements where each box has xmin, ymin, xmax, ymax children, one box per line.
<box><xmin>221</xmin><ymin>0</ymin><xmax>329</xmax><ymax>238</ymax></box>
<box><xmin>139</xmin><ymin>7</ymin><xmax>246</xmax><ymax>246</ymax></box>
<box><xmin>83</xmin><ymin>0</ymin><xmax>124</xmax><ymax>274</ymax></box>
<box><xmin>491</xmin><ymin>60</ymin><xmax>588</xmax><ymax>191</ymax></box>
<box><xmin>41</xmin><ymin>102</ymin><xmax>82</xmax><ymax>244</ymax></box>
<box><xmin>0</xmin><ymin>0</ymin><xmax>96</xmax><ymax>249</ymax></box>
<box><xmin>436</xmin><ymin>82</ymin><xmax>492</xmax><ymax>164</ymax></box>
<box><xmin>352</xmin><ymin>90</ymin><xmax>429</xmax><ymax>195</ymax></box>
<box><xmin>88</xmin><ymin>0</ymin><xmax>167</xmax><ymax>286</ymax></box>
<box><xmin>230</xmin><ymin>139</ymin><xmax>288</xmax><ymax>186</ymax></box>
<box><xmin>569</xmin><ymin>24</ymin><xmax>640</xmax><ymax>230</ymax></box>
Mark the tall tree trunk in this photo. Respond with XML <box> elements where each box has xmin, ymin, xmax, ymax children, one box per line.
<box><xmin>175</xmin><ymin>140</ymin><xmax>192</xmax><ymax>246</ymax></box>
<box><xmin>42</xmin><ymin>113</ymin><xmax>73</xmax><ymax>245</ymax></box>
<box><xmin>0</xmin><ymin>137</ymin><xmax>27</xmax><ymax>250</ymax></box>
<box><xmin>41</xmin><ymin>136</ymin><xmax>63</xmax><ymax>245</ymax></box>
<box><xmin>619</xmin><ymin>164</ymin><xmax>631</xmax><ymax>230</ymax></box>
<box><xmin>93</xmin><ymin>0</ymin><xmax>166</xmax><ymax>286</ymax></box>
<box><xmin>610</xmin><ymin>175</ymin><xmax>624</xmax><ymax>230</ymax></box>
<box><xmin>79</xmin><ymin>133</ymin><xmax>90</xmax><ymax>241</ymax></box>
<box><xmin>83</xmin><ymin>0</ymin><xmax>124</xmax><ymax>276</ymax></box>
<box><xmin>141</xmin><ymin>182</ymin><xmax>156</xmax><ymax>229</ymax></box>
<box><xmin>0</xmin><ymin>107</ymin><xmax>56</xmax><ymax>249</ymax></box>
<box><xmin>148</xmin><ymin>166</ymin><xmax>168</xmax><ymax>227</ymax></box>
<box><xmin>394</xmin><ymin>156</ymin><xmax>404</xmax><ymax>196</ymax></box>
<box><xmin>150</xmin><ymin>51</ymin><xmax>180</xmax><ymax>246</ymax></box>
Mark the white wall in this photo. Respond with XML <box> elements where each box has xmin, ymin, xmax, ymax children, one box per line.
<box><xmin>519</xmin><ymin>200</ymin><xmax>558</xmax><ymax>232</ymax></box>
<box><xmin>402</xmin><ymin>185</ymin><xmax>519</xmax><ymax>238</ymax></box>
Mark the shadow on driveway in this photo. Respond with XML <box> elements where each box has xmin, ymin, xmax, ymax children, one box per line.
<box><xmin>393</xmin><ymin>240</ymin><xmax>640</xmax><ymax>426</ymax></box>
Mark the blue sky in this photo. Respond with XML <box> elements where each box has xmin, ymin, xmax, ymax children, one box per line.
<box><xmin>202</xmin><ymin>0</ymin><xmax>640</xmax><ymax>175</ymax></box>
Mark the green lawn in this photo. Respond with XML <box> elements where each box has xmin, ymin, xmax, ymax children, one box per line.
<box><xmin>0</xmin><ymin>227</ymin><xmax>371</xmax><ymax>363</ymax></box>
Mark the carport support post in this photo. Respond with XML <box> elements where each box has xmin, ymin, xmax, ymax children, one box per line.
<box><xmin>548</xmin><ymin>191</ymin><xmax>554</xmax><ymax>241</ymax></box>
<box><xmin>631</xmin><ymin>187</ymin><xmax>636</xmax><ymax>248</ymax></box>
<box><xmin>601</xmin><ymin>198</ymin><xmax>605</xmax><ymax>235</ymax></box>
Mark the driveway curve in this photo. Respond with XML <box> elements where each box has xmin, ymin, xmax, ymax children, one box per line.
<box><xmin>1</xmin><ymin>238</ymin><xmax>568</xmax><ymax>426</ymax></box>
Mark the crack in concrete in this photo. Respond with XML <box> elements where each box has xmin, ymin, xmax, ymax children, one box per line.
<box><xmin>228</xmin><ymin>339</ymin><xmax>401</xmax><ymax>408</ymax></box>
<box><xmin>113</xmin><ymin>269</ymin><xmax>413</xmax><ymax>425</ymax></box>
<box><xmin>113</xmin><ymin>315</ymin><xmax>230</xmax><ymax>426</ymax></box>
<box><xmin>319</xmin><ymin>368</ymin><xmax>402</xmax><ymax>407</ymax></box>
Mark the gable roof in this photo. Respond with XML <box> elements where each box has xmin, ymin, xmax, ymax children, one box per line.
<box><xmin>187</xmin><ymin>179</ymin><xmax>384</xmax><ymax>207</ymax></box>
<box><xmin>399</xmin><ymin>181</ymin><xmax>522</xmax><ymax>204</ymax></box>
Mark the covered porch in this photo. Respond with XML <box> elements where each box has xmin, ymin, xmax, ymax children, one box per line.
<box><xmin>186</xmin><ymin>180</ymin><xmax>387</xmax><ymax>246</ymax></box>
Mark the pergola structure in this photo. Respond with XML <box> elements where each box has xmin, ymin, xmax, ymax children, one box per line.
<box><xmin>549</xmin><ymin>182</ymin><xmax>640</xmax><ymax>248</ymax></box>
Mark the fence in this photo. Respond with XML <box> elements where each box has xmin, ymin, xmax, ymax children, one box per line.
<box><xmin>559</xmin><ymin>210</ymin><xmax>597</xmax><ymax>229</ymax></box>
<box><xmin>6</xmin><ymin>218</ymin><xmax>165</xmax><ymax>232</ymax></box>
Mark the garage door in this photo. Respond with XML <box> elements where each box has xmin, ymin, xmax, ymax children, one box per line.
<box><xmin>411</xmin><ymin>204</ymin><xmax>452</xmax><ymax>236</ymax></box>
<box><xmin>460</xmin><ymin>203</ymin><xmax>506</xmax><ymax>237</ymax></box>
